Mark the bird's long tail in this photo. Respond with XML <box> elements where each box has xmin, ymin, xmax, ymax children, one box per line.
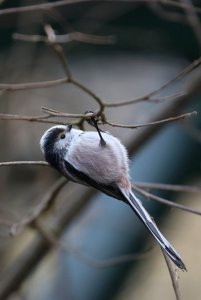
<box><xmin>121</xmin><ymin>189</ymin><xmax>186</xmax><ymax>270</ymax></box>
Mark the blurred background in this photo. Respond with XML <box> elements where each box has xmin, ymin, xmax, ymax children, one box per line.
<box><xmin>0</xmin><ymin>1</ymin><xmax>201</xmax><ymax>300</ymax></box>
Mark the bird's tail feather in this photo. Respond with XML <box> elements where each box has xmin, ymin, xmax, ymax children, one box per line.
<box><xmin>121</xmin><ymin>189</ymin><xmax>186</xmax><ymax>271</ymax></box>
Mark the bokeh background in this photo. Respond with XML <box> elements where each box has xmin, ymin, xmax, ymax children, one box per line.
<box><xmin>0</xmin><ymin>1</ymin><xmax>201</xmax><ymax>300</ymax></box>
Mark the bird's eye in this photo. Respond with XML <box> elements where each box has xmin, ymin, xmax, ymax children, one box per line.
<box><xmin>60</xmin><ymin>133</ymin><xmax>66</xmax><ymax>139</ymax></box>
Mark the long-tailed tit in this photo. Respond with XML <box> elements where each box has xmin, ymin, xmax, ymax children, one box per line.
<box><xmin>40</xmin><ymin>124</ymin><xmax>186</xmax><ymax>270</ymax></box>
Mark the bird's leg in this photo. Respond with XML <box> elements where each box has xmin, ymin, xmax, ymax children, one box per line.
<box><xmin>93</xmin><ymin>119</ymin><xmax>106</xmax><ymax>147</ymax></box>
<box><xmin>85</xmin><ymin>110</ymin><xmax>106</xmax><ymax>146</ymax></box>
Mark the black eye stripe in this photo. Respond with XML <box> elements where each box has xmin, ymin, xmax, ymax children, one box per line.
<box><xmin>44</xmin><ymin>128</ymin><xmax>65</xmax><ymax>150</ymax></box>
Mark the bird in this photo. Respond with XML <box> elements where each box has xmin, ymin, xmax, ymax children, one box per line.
<box><xmin>40</xmin><ymin>123</ymin><xmax>186</xmax><ymax>271</ymax></box>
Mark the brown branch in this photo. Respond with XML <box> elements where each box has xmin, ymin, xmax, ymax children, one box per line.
<box><xmin>0</xmin><ymin>109</ymin><xmax>196</xmax><ymax>131</ymax></box>
<box><xmin>133</xmin><ymin>184</ymin><xmax>201</xmax><ymax>216</ymax></box>
<box><xmin>13</xmin><ymin>31</ymin><xmax>115</xmax><ymax>45</ymax></box>
<box><xmin>0</xmin><ymin>161</ymin><xmax>49</xmax><ymax>167</ymax></box>
<box><xmin>103</xmin><ymin>111</ymin><xmax>197</xmax><ymax>129</ymax></box>
<box><xmin>147</xmin><ymin>91</ymin><xmax>187</xmax><ymax>102</ymax></box>
<box><xmin>0</xmin><ymin>112</ymin><xmax>80</xmax><ymax>125</ymax></box>
<box><xmin>1</xmin><ymin>0</ymin><xmax>201</xmax><ymax>16</ymax></box>
<box><xmin>41</xmin><ymin>107</ymin><xmax>98</xmax><ymax>119</ymax></box>
<box><xmin>71</xmin><ymin>247</ymin><xmax>154</xmax><ymax>268</ymax></box>
<box><xmin>105</xmin><ymin>91</ymin><xmax>187</xmax><ymax>107</ymax></box>
<box><xmin>13</xmin><ymin>33</ymin><xmax>47</xmax><ymax>43</ymax></box>
<box><xmin>44</xmin><ymin>25</ymin><xmax>73</xmax><ymax>80</ymax></box>
<box><xmin>162</xmin><ymin>250</ymin><xmax>183</xmax><ymax>300</ymax></box>
<box><xmin>70</xmin><ymin>78</ymin><xmax>105</xmax><ymax>114</ymax></box>
<box><xmin>0</xmin><ymin>113</ymin><xmax>52</xmax><ymax>122</ymax></box>
<box><xmin>135</xmin><ymin>181</ymin><xmax>201</xmax><ymax>193</ymax></box>
<box><xmin>0</xmin><ymin>78</ymin><xmax>68</xmax><ymax>91</ymax></box>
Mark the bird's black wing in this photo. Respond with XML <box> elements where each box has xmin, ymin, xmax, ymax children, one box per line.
<box><xmin>61</xmin><ymin>160</ymin><xmax>124</xmax><ymax>200</ymax></box>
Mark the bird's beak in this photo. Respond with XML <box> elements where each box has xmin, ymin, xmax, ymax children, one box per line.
<box><xmin>67</xmin><ymin>124</ymin><xmax>72</xmax><ymax>132</ymax></box>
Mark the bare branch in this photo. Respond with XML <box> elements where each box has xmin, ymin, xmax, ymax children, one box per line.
<box><xmin>0</xmin><ymin>113</ymin><xmax>51</xmax><ymax>122</ymax></box>
<box><xmin>0</xmin><ymin>112</ymin><xmax>80</xmax><ymax>125</ymax></box>
<box><xmin>1</xmin><ymin>0</ymin><xmax>201</xmax><ymax>16</ymax></box>
<box><xmin>0</xmin><ymin>161</ymin><xmax>49</xmax><ymax>167</ymax></box>
<box><xmin>0</xmin><ymin>78</ymin><xmax>68</xmax><ymax>91</ymax></box>
<box><xmin>147</xmin><ymin>91</ymin><xmax>187</xmax><ymax>102</ymax></box>
<box><xmin>13</xmin><ymin>33</ymin><xmax>47</xmax><ymax>43</ymax></box>
<box><xmin>41</xmin><ymin>107</ymin><xmax>91</xmax><ymax>118</ymax></box>
<box><xmin>105</xmin><ymin>91</ymin><xmax>187</xmax><ymax>107</ymax></box>
<box><xmin>135</xmin><ymin>181</ymin><xmax>201</xmax><ymax>193</ymax></box>
<box><xmin>103</xmin><ymin>111</ymin><xmax>197</xmax><ymax>129</ymax></box>
<box><xmin>133</xmin><ymin>184</ymin><xmax>201</xmax><ymax>216</ymax></box>
<box><xmin>13</xmin><ymin>32</ymin><xmax>115</xmax><ymax>45</ymax></box>
<box><xmin>0</xmin><ymin>110</ymin><xmax>196</xmax><ymax>131</ymax></box>
<box><xmin>44</xmin><ymin>25</ymin><xmax>73</xmax><ymax>80</ymax></box>
<box><xmin>70</xmin><ymin>78</ymin><xmax>105</xmax><ymax>113</ymax></box>
<box><xmin>162</xmin><ymin>250</ymin><xmax>183</xmax><ymax>300</ymax></box>
<box><xmin>71</xmin><ymin>247</ymin><xmax>154</xmax><ymax>268</ymax></box>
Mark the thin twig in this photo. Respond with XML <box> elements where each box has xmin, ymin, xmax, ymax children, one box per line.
<box><xmin>147</xmin><ymin>91</ymin><xmax>187</xmax><ymax>102</ymax></box>
<box><xmin>103</xmin><ymin>111</ymin><xmax>197</xmax><ymax>129</ymax></box>
<box><xmin>135</xmin><ymin>181</ymin><xmax>201</xmax><ymax>193</ymax></box>
<box><xmin>162</xmin><ymin>250</ymin><xmax>182</xmax><ymax>300</ymax></box>
<box><xmin>105</xmin><ymin>91</ymin><xmax>187</xmax><ymax>106</ymax></box>
<box><xmin>0</xmin><ymin>161</ymin><xmax>49</xmax><ymax>167</ymax></box>
<box><xmin>41</xmin><ymin>107</ymin><xmax>89</xmax><ymax>118</ymax></box>
<box><xmin>0</xmin><ymin>112</ymin><xmax>79</xmax><ymax>125</ymax></box>
<box><xmin>0</xmin><ymin>78</ymin><xmax>68</xmax><ymax>91</ymax></box>
<box><xmin>70</xmin><ymin>78</ymin><xmax>104</xmax><ymax>113</ymax></box>
<box><xmin>13</xmin><ymin>32</ymin><xmax>115</xmax><ymax>45</ymax></box>
<box><xmin>1</xmin><ymin>0</ymin><xmax>201</xmax><ymax>16</ymax></box>
<box><xmin>0</xmin><ymin>113</ymin><xmax>51</xmax><ymax>121</ymax></box>
<box><xmin>0</xmin><ymin>113</ymin><xmax>52</xmax><ymax>123</ymax></box>
<box><xmin>133</xmin><ymin>184</ymin><xmax>201</xmax><ymax>216</ymax></box>
<box><xmin>44</xmin><ymin>25</ymin><xmax>73</xmax><ymax>80</ymax></box>
<box><xmin>72</xmin><ymin>248</ymin><xmax>153</xmax><ymax>268</ymax></box>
